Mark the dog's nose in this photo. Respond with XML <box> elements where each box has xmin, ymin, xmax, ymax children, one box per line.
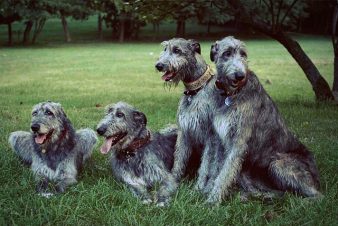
<box><xmin>155</xmin><ymin>62</ymin><xmax>164</xmax><ymax>71</ymax></box>
<box><xmin>96</xmin><ymin>126</ymin><xmax>107</xmax><ymax>136</ymax></box>
<box><xmin>31</xmin><ymin>124</ymin><xmax>40</xmax><ymax>132</ymax></box>
<box><xmin>234</xmin><ymin>72</ymin><xmax>245</xmax><ymax>81</ymax></box>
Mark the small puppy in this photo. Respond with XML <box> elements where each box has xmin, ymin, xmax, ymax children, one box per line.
<box><xmin>9</xmin><ymin>101</ymin><xmax>97</xmax><ymax>197</ymax></box>
<box><xmin>96</xmin><ymin>102</ymin><xmax>177</xmax><ymax>206</ymax></box>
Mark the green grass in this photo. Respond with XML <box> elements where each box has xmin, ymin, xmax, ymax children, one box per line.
<box><xmin>0</xmin><ymin>20</ymin><xmax>338</xmax><ymax>225</ymax></box>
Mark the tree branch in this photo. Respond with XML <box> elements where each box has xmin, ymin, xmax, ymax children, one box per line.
<box><xmin>268</xmin><ymin>0</ymin><xmax>275</xmax><ymax>32</ymax></box>
<box><xmin>280</xmin><ymin>0</ymin><xmax>299</xmax><ymax>26</ymax></box>
<box><xmin>276</xmin><ymin>0</ymin><xmax>284</xmax><ymax>26</ymax></box>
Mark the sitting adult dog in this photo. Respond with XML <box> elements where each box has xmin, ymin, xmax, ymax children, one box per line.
<box><xmin>9</xmin><ymin>101</ymin><xmax>97</xmax><ymax>197</ymax></box>
<box><xmin>207</xmin><ymin>36</ymin><xmax>322</xmax><ymax>204</ymax></box>
<box><xmin>96</xmin><ymin>102</ymin><xmax>177</xmax><ymax>206</ymax></box>
<box><xmin>155</xmin><ymin>38</ymin><xmax>225</xmax><ymax>195</ymax></box>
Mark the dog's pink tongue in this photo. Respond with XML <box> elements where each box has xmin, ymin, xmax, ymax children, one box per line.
<box><xmin>35</xmin><ymin>134</ymin><xmax>47</xmax><ymax>144</ymax></box>
<box><xmin>100</xmin><ymin>137</ymin><xmax>113</xmax><ymax>154</ymax></box>
<box><xmin>161</xmin><ymin>72</ymin><xmax>174</xmax><ymax>81</ymax></box>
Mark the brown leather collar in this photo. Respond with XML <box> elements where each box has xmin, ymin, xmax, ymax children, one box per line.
<box><xmin>118</xmin><ymin>131</ymin><xmax>151</xmax><ymax>160</ymax></box>
<box><xmin>183</xmin><ymin>65</ymin><xmax>214</xmax><ymax>94</ymax></box>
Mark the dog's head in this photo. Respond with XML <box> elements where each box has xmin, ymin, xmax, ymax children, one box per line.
<box><xmin>96</xmin><ymin>102</ymin><xmax>147</xmax><ymax>154</ymax></box>
<box><xmin>30</xmin><ymin>101</ymin><xmax>69</xmax><ymax>145</ymax></box>
<box><xmin>155</xmin><ymin>38</ymin><xmax>204</xmax><ymax>85</ymax></box>
<box><xmin>210</xmin><ymin>36</ymin><xmax>249</xmax><ymax>96</ymax></box>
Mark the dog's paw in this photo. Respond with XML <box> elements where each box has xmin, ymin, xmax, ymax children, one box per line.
<box><xmin>205</xmin><ymin>193</ymin><xmax>222</xmax><ymax>207</ymax></box>
<box><xmin>194</xmin><ymin>181</ymin><xmax>205</xmax><ymax>192</ymax></box>
<box><xmin>38</xmin><ymin>192</ymin><xmax>54</xmax><ymax>198</ymax></box>
<box><xmin>156</xmin><ymin>200</ymin><xmax>169</xmax><ymax>208</ymax></box>
<box><xmin>141</xmin><ymin>198</ymin><xmax>153</xmax><ymax>205</ymax></box>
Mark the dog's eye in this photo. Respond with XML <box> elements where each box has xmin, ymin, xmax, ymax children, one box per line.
<box><xmin>107</xmin><ymin>108</ymin><xmax>114</xmax><ymax>114</ymax></box>
<box><xmin>116</xmin><ymin>112</ymin><xmax>124</xmax><ymax>118</ymax></box>
<box><xmin>173</xmin><ymin>47</ymin><xmax>181</xmax><ymax>54</ymax></box>
<box><xmin>164</xmin><ymin>47</ymin><xmax>167</xmax><ymax>51</ymax></box>
<box><xmin>223</xmin><ymin>50</ymin><xmax>232</xmax><ymax>57</ymax></box>
<box><xmin>32</xmin><ymin>111</ymin><xmax>37</xmax><ymax>116</ymax></box>
<box><xmin>45</xmin><ymin>110</ymin><xmax>54</xmax><ymax>116</ymax></box>
<box><xmin>240</xmin><ymin>50</ymin><xmax>247</xmax><ymax>58</ymax></box>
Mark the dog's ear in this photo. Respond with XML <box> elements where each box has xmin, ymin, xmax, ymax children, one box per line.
<box><xmin>189</xmin><ymin>39</ymin><xmax>201</xmax><ymax>54</ymax></box>
<box><xmin>210</xmin><ymin>41</ymin><xmax>219</xmax><ymax>62</ymax></box>
<box><xmin>133</xmin><ymin>111</ymin><xmax>147</xmax><ymax>127</ymax></box>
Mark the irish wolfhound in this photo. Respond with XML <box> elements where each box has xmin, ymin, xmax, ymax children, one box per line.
<box><xmin>207</xmin><ymin>36</ymin><xmax>322</xmax><ymax>204</ymax></box>
<box><xmin>96</xmin><ymin>102</ymin><xmax>177</xmax><ymax>206</ymax></box>
<box><xmin>8</xmin><ymin>101</ymin><xmax>97</xmax><ymax>197</ymax></box>
<box><xmin>155</xmin><ymin>38</ymin><xmax>224</xmax><ymax>194</ymax></box>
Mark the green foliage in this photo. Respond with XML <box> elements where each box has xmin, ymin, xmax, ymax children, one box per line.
<box><xmin>0</xmin><ymin>0</ymin><xmax>25</xmax><ymax>24</ymax></box>
<box><xmin>240</xmin><ymin>0</ymin><xmax>309</xmax><ymax>31</ymax></box>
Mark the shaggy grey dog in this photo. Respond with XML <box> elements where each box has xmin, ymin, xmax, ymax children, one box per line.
<box><xmin>207</xmin><ymin>36</ymin><xmax>322</xmax><ymax>204</ymax></box>
<box><xmin>8</xmin><ymin>101</ymin><xmax>97</xmax><ymax>197</ymax></box>
<box><xmin>96</xmin><ymin>102</ymin><xmax>177</xmax><ymax>206</ymax></box>
<box><xmin>155</xmin><ymin>38</ymin><xmax>224</xmax><ymax>194</ymax></box>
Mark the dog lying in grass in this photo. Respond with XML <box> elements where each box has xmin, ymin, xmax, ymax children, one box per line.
<box><xmin>96</xmin><ymin>102</ymin><xmax>177</xmax><ymax>206</ymax></box>
<box><xmin>9</xmin><ymin>101</ymin><xmax>97</xmax><ymax>197</ymax></box>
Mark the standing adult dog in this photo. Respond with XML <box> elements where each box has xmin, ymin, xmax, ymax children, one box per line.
<box><xmin>96</xmin><ymin>102</ymin><xmax>177</xmax><ymax>206</ymax></box>
<box><xmin>9</xmin><ymin>101</ymin><xmax>97</xmax><ymax>196</ymax></box>
<box><xmin>155</xmin><ymin>38</ymin><xmax>224</xmax><ymax>194</ymax></box>
<box><xmin>207</xmin><ymin>36</ymin><xmax>322</xmax><ymax>204</ymax></box>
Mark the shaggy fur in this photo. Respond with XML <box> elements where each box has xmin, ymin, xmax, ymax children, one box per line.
<box><xmin>8</xmin><ymin>101</ymin><xmax>97</xmax><ymax>196</ymax></box>
<box><xmin>207</xmin><ymin>36</ymin><xmax>322</xmax><ymax>204</ymax></box>
<box><xmin>155</xmin><ymin>38</ymin><xmax>225</xmax><ymax>195</ymax></box>
<box><xmin>96</xmin><ymin>102</ymin><xmax>177</xmax><ymax>206</ymax></box>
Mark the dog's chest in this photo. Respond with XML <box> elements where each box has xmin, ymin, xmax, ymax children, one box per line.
<box><xmin>38</xmin><ymin>151</ymin><xmax>69</xmax><ymax>170</ymax></box>
<box><xmin>213</xmin><ymin>109</ymin><xmax>237</xmax><ymax>142</ymax></box>
<box><xmin>178</xmin><ymin>93</ymin><xmax>214</xmax><ymax>141</ymax></box>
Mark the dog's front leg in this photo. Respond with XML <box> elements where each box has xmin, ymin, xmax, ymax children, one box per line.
<box><xmin>171</xmin><ymin>130</ymin><xmax>192</xmax><ymax>182</ymax></box>
<box><xmin>157</xmin><ymin>171</ymin><xmax>178</xmax><ymax>207</ymax></box>
<box><xmin>207</xmin><ymin>107</ymin><xmax>253</xmax><ymax>205</ymax></box>
<box><xmin>195</xmin><ymin>139</ymin><xmax>213</xmax><ymax>192</ymax></box>
<box><xmin>55</xmin><ymin>157</ymin><xmax>78</xmax><ymax>193</ymax></box>
<box><xmin>125</xmin><ymin>180</ymin><xmax>152</xmax><ymax>204</ymax></box>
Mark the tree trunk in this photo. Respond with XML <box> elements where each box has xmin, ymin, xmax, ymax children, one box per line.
<box><xmin>23</xmin><ymin>20</ymin><xmax>33</xmax><ymax>44</ymax></box>
<box><xmin>98</xmin><ymin>13</ymin><xmax>103</xmax><ymax>40</ymax></box>
<box><xmin>119</xmin><ymin>12</ymin><xmax>127</xmax><ymax>42</ymax></box>
<box><xmin>273</xmin><ymin>31</ymin><xmax>334</xmax><ymax>101</ymax></box>
<box><xmin>61</xmin><ymin>14</ymin><xmax>71</xmax><ymax>42</ymax></box>
<box><xmin>32</xmin><ymin>18</ymin><xmax>46</xmax><ymax>44</ymax></box>
<box><xmin>7</xmin><ymin>23</ymin><xmax>12</xmax><ymax>45</ymax></box>
<box><xmin>176</xmin><ymin>18</ymin><xmax>185</xmax><ymax>37</ymax></box>
<box><xmin>332</xmin><ymin>2</ymin><xmax>338</xmax><ymax>101</ymax></box>
<box><xmin>334</xmin><ymin>56</ymin><xmax>338</xmax><ymax>100</ymax></box>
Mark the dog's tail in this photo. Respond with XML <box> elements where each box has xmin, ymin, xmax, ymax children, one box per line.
<box><xmin>8</xmin><ymin>131</ymin><xmax>33</xmax><ymax>166</ymax></box>
<box><xmin>159</xmin><ymin>124</ymin><xmax>178</xmax><ymax>137</ymax></box>
<box><xmin>76</xmin><ymin>129</ymin><xmax>98</xmax><ymax>163</ymax></box>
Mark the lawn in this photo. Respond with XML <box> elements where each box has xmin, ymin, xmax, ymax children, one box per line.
<box><xmin>0</xmin><ymin>19</ymin><xmax>337</xmax><ymax>225</ymax></box>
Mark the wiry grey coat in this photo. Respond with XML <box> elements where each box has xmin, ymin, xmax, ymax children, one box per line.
<box><xmin>8</xmin><ymin>101</ymin><xmax>97</xmax><ymax>195</ymax></box>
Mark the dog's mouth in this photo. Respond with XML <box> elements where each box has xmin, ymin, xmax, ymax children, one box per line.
<box><xmin>100</xmin><ymin>132</ymin><xmax>127</xmax><ymax>154</ymax></box>
<box><xmin>161</xmin><ymin>71</ymin><xmax>177</xmax><ymax>81</ymax></box>
<box><xmin>33</xmin><ymin>130</ymin><xmax>53</xmax><ymax>145</ymax></box>
<box><xmin>216</xmin><ymin>79</ymin><xmax>246</xmax><ymax>96</ymax></box>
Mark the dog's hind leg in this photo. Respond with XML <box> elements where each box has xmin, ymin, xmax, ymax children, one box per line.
<box><xmin>8</xmin><ymin>131</ymin><xmax>34</xmax><ymax>165</ymax></box>
<box><xmin>269</xmin><ymin>152</ymin><xmax>322</xmax><ymax>198</ymax></box>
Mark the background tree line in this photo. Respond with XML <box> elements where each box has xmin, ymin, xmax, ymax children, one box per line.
<box><xmin>1</xmin><ymin>0</ymin><xmax>337</xmax><ymax>101</ymax></box>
